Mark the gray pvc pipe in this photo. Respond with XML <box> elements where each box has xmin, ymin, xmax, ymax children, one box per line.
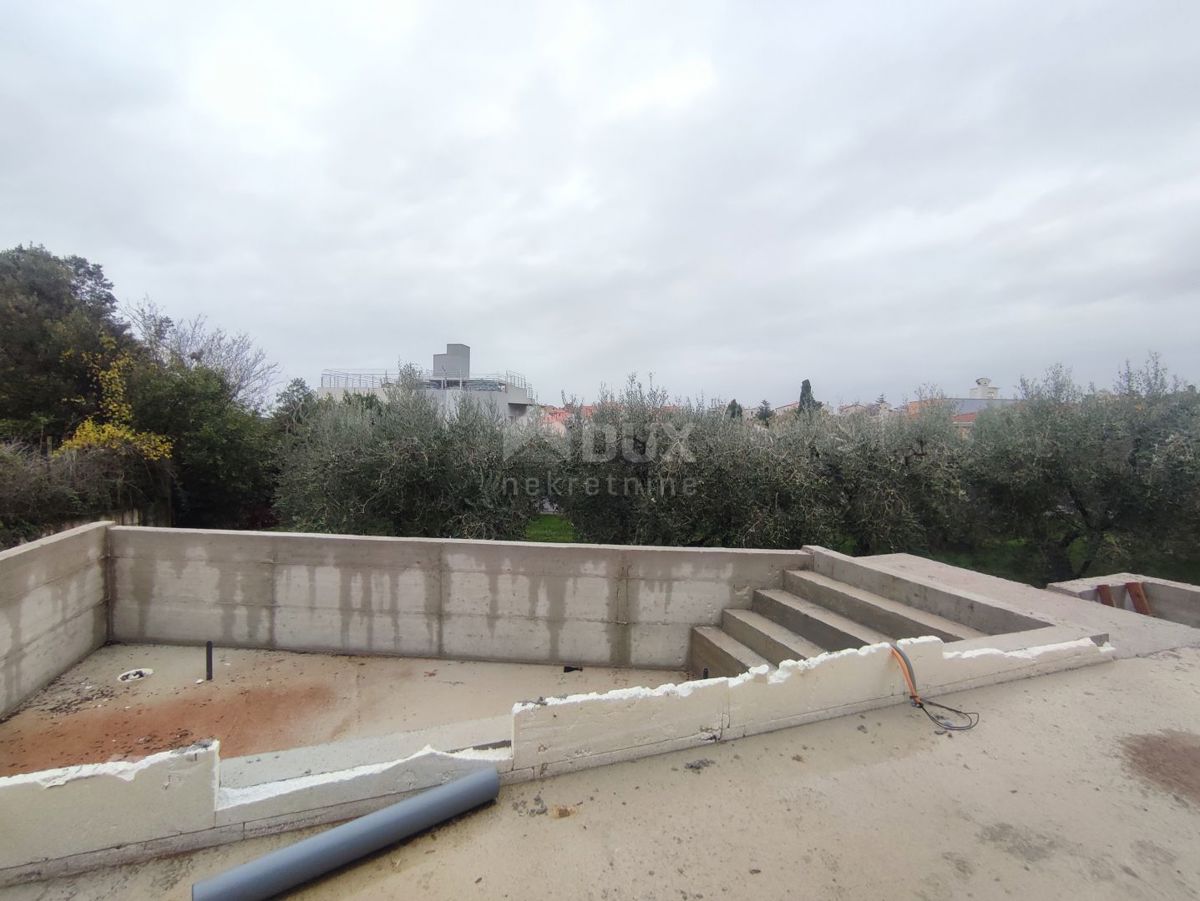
<box><xmin>192</xmin><ymin>767</ymin><xmax>500</xmax><ymax>901</ymax></box>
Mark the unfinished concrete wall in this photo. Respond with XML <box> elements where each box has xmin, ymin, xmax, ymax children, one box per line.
<box><xmin>0</xmin><ymin>738</ymin><xmax>506</xmax><ymax>886</ymax></box>
<box><xmin>109</xmin><ymin>528</ymin><xmax>810</xmax><ymax>669</ymax></box>
<box><xmin>510</xmin><ymin>633</ymin><xmax>1114</xmax><ymax>779</ymax></box>
<box><xmin>0</xmin><ymin>523</ymin><xmax>109</xmax><ymax>717</ymax></box>
<box><xmin>0</xmin><ymin>742</ymin><xmax>219</xmax><ymax>875</ymax></box>
<box><xmin>0</xmin><ymin>625</ymin><xmax>1116</xmax><ymax>886</ymax></box>
<box><xmin>1048</xmin><ymin>573</ymin><xmax>1200</xmax><ymax>628</ymax></box>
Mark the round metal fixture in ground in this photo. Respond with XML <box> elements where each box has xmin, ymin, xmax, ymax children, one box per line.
<box><xmin>117</xmin><ymin>668</ymin><xmax>153</xmax><ymax>683</ymax></box>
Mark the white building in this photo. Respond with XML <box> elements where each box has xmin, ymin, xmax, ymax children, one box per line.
<box><xmin>318</xmin><ymin>344</ymin><xmax>536</xmax><ymax>420</ymax></box>
<box><xmin>968</xmin><ymin>377</ymin><xmax>1001</xmax><ymax>400</ymax></box>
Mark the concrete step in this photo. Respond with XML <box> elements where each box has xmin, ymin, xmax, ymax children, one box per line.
<box><xmin>721</xmin><ymin>609</ymin><xmax>829</xmax><ymax>665</ymax></box>
<box><xmin>689</xmin><ymin>626</ymin><xmax>770</xmax><ymax>679</ymax></box>
<box><xmin>784</xmin><ymin>570</ymin><xmax>985</xmax><ymax>642</ymax></box>
<box><xmin>753</xmin><ymin>588</ymin><xmax>891</xmax><ymax>650</ymax></box>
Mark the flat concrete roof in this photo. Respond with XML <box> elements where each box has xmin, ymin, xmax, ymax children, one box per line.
<box><xmin>11</xmin><ymin>647</ymin><xmax>1199</xmax><ymax>900</ymax></box>
<box><xmin>868</xmin><ymin>553</ymin><xmax>1200</xmax><ymax>657</ymax></box>
<box><xmin>0</xmin><ymin>644</ymin><xmax>682</xmax><ymax>778</ymax></box>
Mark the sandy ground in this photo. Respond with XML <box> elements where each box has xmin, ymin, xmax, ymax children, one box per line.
<box><xmin>0</xmin><ymin>644</ymin><xmax>682</xmax><ymax>776</ymax></box>
<box><xmin>6</xmin><ymin>647</ymin><xmax>1199</xmax><ymax>901</ymax></box>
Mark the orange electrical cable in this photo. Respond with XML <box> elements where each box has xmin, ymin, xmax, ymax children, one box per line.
<box><xmin>888</xmin><ymin>642</ymin><xmax>979</xmax><ymax>732</ymax></box>
<box><xmin>889</xmin><ymin>646</ymin><xmax>920</xmax><ymax>702</ymax></box>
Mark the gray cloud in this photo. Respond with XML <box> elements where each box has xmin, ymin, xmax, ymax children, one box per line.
<box><xmin>2</xmin><ymin>0</ymin><xmax>1198</xmax><ymax>408</ymax></box>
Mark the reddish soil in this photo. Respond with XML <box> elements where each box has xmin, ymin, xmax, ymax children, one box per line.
<box><xmin>0</xmin><ymin>645</ymin><xmax>680</xmax><ymax>779</ymax></box>
<box><xmin>0</xmin><ymin>682</ymin><xmax>335</xmax><ymax>777</ymax></box>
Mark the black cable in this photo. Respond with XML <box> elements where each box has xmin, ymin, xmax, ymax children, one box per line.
<box><xmin>916</xmin><ymin>699</ymin><xmax>979</xmax><ymax>732</ymax></box>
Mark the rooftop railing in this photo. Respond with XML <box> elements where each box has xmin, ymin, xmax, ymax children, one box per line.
<box><xmin>321</xmin><ymin>369</ymin><xmax>533</xmax><ymax>397</ymax></box>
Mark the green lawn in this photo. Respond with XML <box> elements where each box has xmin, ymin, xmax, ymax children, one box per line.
<box><xmin>524</xmin><ymin>513</ymin><xmax>577</xmax><ymax>543</ymax></box>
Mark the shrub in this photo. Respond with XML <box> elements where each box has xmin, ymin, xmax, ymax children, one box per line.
<box><xmin>0</xmin><ymin>442</ymin><xmax>162</xmax><ymax>547</ymax></box>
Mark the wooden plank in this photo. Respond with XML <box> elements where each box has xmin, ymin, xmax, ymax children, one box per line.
<box><xmin>1096</xmin><ymin>584</ymin><xmax>1116</xmax><ymax>607</ymax></box>
<box><xmin>1125</xmin><ymin>581</ymin><xmax>1153</xmax><ymax>617</ymax></box>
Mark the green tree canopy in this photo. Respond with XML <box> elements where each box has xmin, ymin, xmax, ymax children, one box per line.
<box><xmin>272</xmin><ymin>378</ymin><xmax>318</xmax><ymax>435</ymax></box>
<box><xmin>0</xmin><ymin>245</ymin><xmax>133</xmax><ymax>444</ymax></box>
<box><xmin>968</xmin><ymin>358</ymin><xmax>1200</xmax><ymax>580</ymax></box>
<box><xmin>128</xmin><ymin>361</ymin><xmax>274</xmax><ymax>528</ymax></box>
<box><xmin>798</xmin><ymin>378</ymin><xmax>821</xmax><ymax>413</ymax></box>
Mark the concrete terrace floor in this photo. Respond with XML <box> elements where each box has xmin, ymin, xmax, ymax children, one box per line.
<box><xmin>0</xmin><ymin>644</ymin><xmax>682</xmax><ymax>777</ymax></box>
<box><xmin>7</xmin><ymin>647</ymin><xmax>1200</xmax><ymax>901</ymax></box>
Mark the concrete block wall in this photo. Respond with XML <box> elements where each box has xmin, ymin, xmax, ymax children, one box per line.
<box><xmin>0</xmin><ymin>523</ymin><xmax>109</xmax><ymax>717</ymax></box>
<box><xmin>1048</xmin><ymin>573</ymin><xmax>1200</xmax><ymax>628</ymax></box>
<box><xmin>109</xmin><ymin>527</ymin><xmax>812</xmax><ymax>669</ymax></box>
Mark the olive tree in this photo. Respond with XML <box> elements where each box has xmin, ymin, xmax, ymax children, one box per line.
<box><xmin>967</xmin><ymin>359</ymin><xmax>1200</xmax><ymax>581</ymax></box>
<box><xmin>804</xmin><ymin>399</ymin><xmax>965</xmax><ymax>555</ymax></box>
<box><xmin>274</xmin><ymin>372</ymin><xmax>541</xmax><ymax>539</ymax></box>
<box><xmin>554</xmin><ymin>376</ymin><xmax>843</xmax><ymax>548</ymax></box>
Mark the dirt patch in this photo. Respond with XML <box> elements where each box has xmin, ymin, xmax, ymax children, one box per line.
<box><xmin>1119</xmin><ymin>730</ymin><xmax>1200</xmax><ymax>806</ymax></box>
<box><xmin>15</xmin><ymin>677</ymin><xmax>118</xmax><ymax>718</ymax></box>
<box><xmin>0</xmin><ymin>644</ymin><xmax>685</xmax><ymax>778</ymax></box>
<box><xmin>0</xmin><ymin>682</ymin><xmax>335</xmax><ymax>777</ymax></box>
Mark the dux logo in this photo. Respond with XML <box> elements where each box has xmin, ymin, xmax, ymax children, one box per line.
<box><xmin>503</xmin><ymin>421</ymin><xmax>695</xmax><ymax>463</ymax></box>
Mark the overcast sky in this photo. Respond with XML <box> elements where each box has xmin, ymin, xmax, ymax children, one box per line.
<box><xmin>2</xmin><ymin>1</ymin><xmax>1198</xmax><ymax>407</ymax></box>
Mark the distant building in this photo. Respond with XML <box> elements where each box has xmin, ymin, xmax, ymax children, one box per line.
<box><xmin>969</xmin><ymin>377</ymin><xmax>1001</xmax><ymax>400</ymax></box>
<box><xmin>905</xmin><ymin>377</ymin><xmax>1017</xmax><ymax>432</ymax></box>
<box><xmin>319</xmin><ymin>344</ymin><xmax>537</xmax><ymax>420</ymax></box>
<box><xmin>536</xmin><ymin>403</ymin><xmax>595</xmax><ymax>435</ymax></box>
<box><xmin>837</xmin><ymin>400</ymin><xmax>895</xmax><ymax>417</ymax></box>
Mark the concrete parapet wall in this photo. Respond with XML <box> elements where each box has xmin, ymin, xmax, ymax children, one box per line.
<box><xmin>1048</xmin><ymin>573</ymin><xmax>1200</xmax><ymax>628</ymax></box>
<box><xmin>0</xmin><ymin>739</ymin><xmax>505</xmax><ymax>886</ymax></box>
<box><xmin>0</xmin><ymin>628</ymin><xmax>1114</xmax><ymax>885</ymax></box>
<box><xmin>0</xmin><ymin>523</ymin><xmax>109</xmax><ymax>717</ymax></box>
<box><xmin>510</xmin><ymin>633</ymin><xmax>1113</xmax><ymax>779</ymax></box>
<box><xmin>0</xmin><ymin>742</ymin><xmax>219</xmax><ymax>872</ymax></box>
<box><xmin>109</xmin><ymin>527</ymin><xmax>811</xmax><ymax>668</ymax></box>
<box><xmin>215</xmin><ymin>746</ymin><xmax>509</xmax><ymax>833</ymax></box>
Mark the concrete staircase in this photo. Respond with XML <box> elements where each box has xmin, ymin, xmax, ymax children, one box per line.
<box><xmin>688</xmin><ymin>569</ymin><xmax>986</xmax><ymax>679</ymax></box>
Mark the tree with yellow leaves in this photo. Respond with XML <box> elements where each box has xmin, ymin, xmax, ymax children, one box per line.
<box><xmin>58</xmin><ymin>344</ymin><xmax>172</xmax><ymax>461</ymax></box>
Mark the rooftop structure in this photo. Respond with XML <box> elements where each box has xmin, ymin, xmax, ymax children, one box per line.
<box><xmin>969</xmin><ymin>375</ymin><xmax>1001</xmax><ymax>399</ymax></box>
<box><xmin>2</xmin><ymin>523</ymin><xmax>1198</xmax><ymax>894</ymax></box>
<box><xmin>901</xmin><ymin>376</ymin><xmax>1019</xmax><ymax>431</ymax></box>
<box><xmin>319</xmin><ymin>344</ymin><xmax>536</xmax><ymax>420</ymax></box>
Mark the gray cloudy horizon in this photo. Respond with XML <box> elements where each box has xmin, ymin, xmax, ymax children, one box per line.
<box><xmin>2</xmin><ymin>1</ymin><xmax>1198</xmax><ymax>409</ymax></box>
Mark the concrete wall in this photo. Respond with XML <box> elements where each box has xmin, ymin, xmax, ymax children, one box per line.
<box><xmin>0</xmin><ymin>736</ymin><xmax>505</xmax><ymax>886</ymax></box>
<box><xmin>0</xmin><ymin>523</ymin><xmax>109</xmax><ymax>717</ymax></box>
<box><xmin>509</xmin><ymin>633</ymin><xmax>1114</xmax><ymax>779</ymax></box>
<box><xmin>9</xmin><ymin>507</ymin><xmax>163</xmax><ymax>549</ymax></box>
<box><xmin>1048</xmin><ymin>573</ymin><xmax>1200</xmax><ymax>628</ymax></box>
<box><xmin>0</xmin><ymin>742</ymin><xmax>219</xmax><ymax>874</ymax></box>
<box><xmin>109</xmin><ymin>528</ymin><xmax>811</xmax><ymax>669</ymax></box>
<box><xmin>0</xmin><ymin>629</ymin><xmax>1115</xmax><ymax>886</ymax></box>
